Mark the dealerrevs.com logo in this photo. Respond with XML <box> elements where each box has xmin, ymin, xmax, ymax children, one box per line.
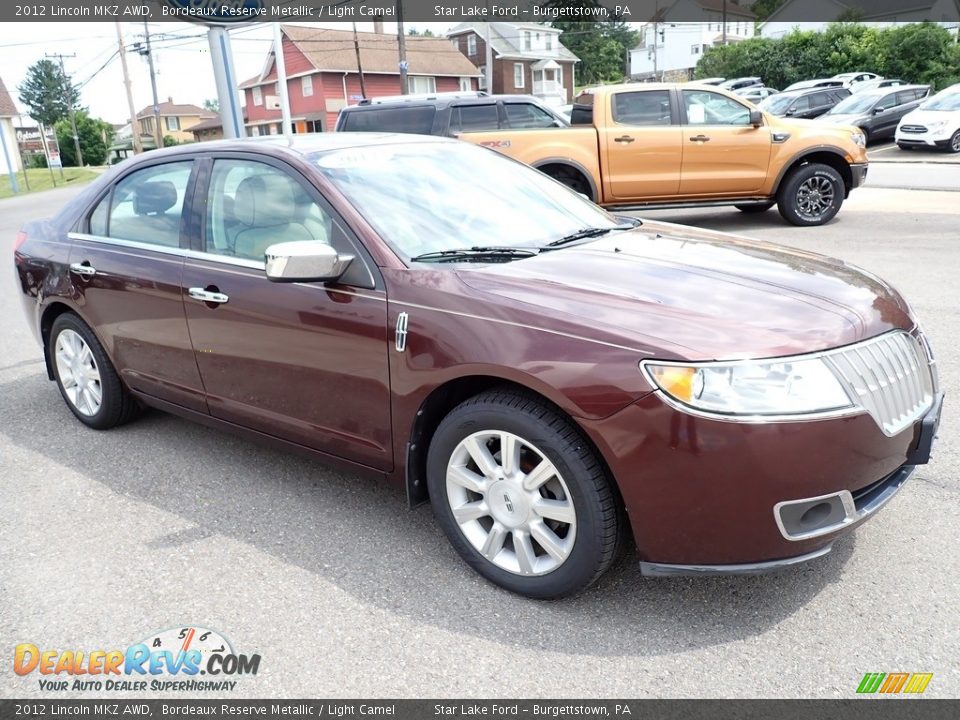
<box><xmin>14</xmin><ymin>626</ymin><xmax>260</xmax><ymax>692</ymax></box>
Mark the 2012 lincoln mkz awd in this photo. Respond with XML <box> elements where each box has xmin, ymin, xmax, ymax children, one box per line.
<box><xmin>13</xmin><ymin>135</ymin><xmax>942</xmax><ymax>598</ymax></box>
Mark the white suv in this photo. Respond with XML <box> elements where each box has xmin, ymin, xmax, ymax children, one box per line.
<box><xmin>896</xmin><ymin>89</ymin><xmax>960</xmax><ymax>153</ymax></box>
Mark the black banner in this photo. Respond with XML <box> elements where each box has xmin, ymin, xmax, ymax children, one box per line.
<box><xmin>5</xmin><ymin>0</ymin><xmax>959</xmax><ymax>24</ymax></box>
<box><xmin>0</xmin><ymin>700</ymin><xmax>957</xmax><ymax>719</ymax></box>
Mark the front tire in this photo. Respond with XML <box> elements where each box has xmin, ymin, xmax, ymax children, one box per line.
<box><xmin>777</xmin><ymin>163</ymin><xmax>844</xmax><ymax>226</ymax></box>
<box><xmin>544</xmin><ymin>167</ymin><xmax>593</xmax><ymax>201</ymax></box>
<box><xmin>426</xmin><ymin>390</ymin><xmax>623</xmax><ymax>599</ymax></box>
<box><xmin>50</xmin><ymin>313</ymin><xmax>141</xmax><ymax>429</ymax></box>
<box><xmin>948</xmin><ymin>130</ymin><xmax>960</xmax><ymax>154</ymax></box>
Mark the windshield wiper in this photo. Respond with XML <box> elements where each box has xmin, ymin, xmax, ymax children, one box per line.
<box><xmin>545</xmin><ymin>224</ymin><xmax>633</xmax><ymax>249</ymax></box>
<box><xmin>409</xmin><ymin>246</ymin><xmax>539</xmax><ymax>263</ymax></box>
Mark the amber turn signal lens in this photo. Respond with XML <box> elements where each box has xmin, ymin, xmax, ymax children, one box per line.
<box><xmin>648</xmin><ymin>366</ymin><xmax>698</xmax><ymax>402</ymax></box>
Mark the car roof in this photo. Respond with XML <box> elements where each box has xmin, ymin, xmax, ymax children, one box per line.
<box><xmin>117</xmin><ymin>133</ymin><xmax>455</xmax><ymax>162</ymax></box>
<box><xmin>341</xmin><ymin>93</ymin><xmax>545</xmax><ymax>110</ymax></box>
<box><xmin>777</xmin><ymin>86</ymin><xmax>848</xmax><ymax>98</ymax></box>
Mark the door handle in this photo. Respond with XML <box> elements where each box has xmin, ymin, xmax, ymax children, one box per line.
<box><xmin>69</xmin><ymin>262</ymin><xmax>97</xmax><ymax>278</ymax></box>
<box><xmin>614</xmin><ymin>135</ymin><xmax>635</xmax><ymax>143</ymax></box>
<box><xmin>689</xmin><ymin>135</ymin><xmax>711</xmax><ymax>142</ymax></box>
<box><xmin>188</xmin><ymin>287</ymin><xmax>229</xmax><ymax>305</ymax></box>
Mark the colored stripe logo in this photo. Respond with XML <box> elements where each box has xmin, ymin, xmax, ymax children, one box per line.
<box><xmin>857</xmin><ymin>672</ymin><xmax>933</xmax><ymax>694</ymax></box>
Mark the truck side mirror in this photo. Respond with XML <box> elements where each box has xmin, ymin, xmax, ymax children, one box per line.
<box><xmin>749</xmin><ymin>109</ymin><xmax>763</xmax><ymax>127</ymax></box>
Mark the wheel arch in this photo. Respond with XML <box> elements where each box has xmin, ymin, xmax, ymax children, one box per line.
<box><xmin>39</xmin><ymin>301</ymin><xmax>80</xmax><ymax>381</ymax></box>
<box><xmin>531</xmin><ymin>158</ymin><xmax>598</xmax><ymax>202</ymax></box>
<box><xmin>772</xmin><ymin>148</ymin><xmax>855</xmax><ymax>197</ymax></box>
<box><xmin>404</xmin><ymin>375</ymin><xmax>617</xmax><ymax>511</ymax></box>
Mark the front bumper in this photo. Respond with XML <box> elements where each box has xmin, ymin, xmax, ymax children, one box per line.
<box><xmin>849</xmin><ymin>162</ymin><xmax>868</xmax><ymax>189</ymax></box>
<box><xmin>578</xmin><ymin>388</ymin><xmax>943</xmax><ymax>571</ymax></box>
<box><xmin>896</xmin><ymin>131</ymin><xmax>954</xmax><ymax>148</ymax></box>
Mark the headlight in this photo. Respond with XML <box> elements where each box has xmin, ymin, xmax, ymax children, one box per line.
<box><xmin>850</xmin><ymin>132</ymin><xmax>866</xmax><ymax>148</ymax></box>
<box><xmin>641</xmin><ymin>357</ymin><xmax>854</xmax><ymax>417</ymax></box>
<box><xmin>925</xmin><ymin>120</ymin><xmax>947</xmax><ymax>130</ymax></box>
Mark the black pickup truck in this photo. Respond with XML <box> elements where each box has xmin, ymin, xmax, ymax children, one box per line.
<box><xmin>334</xmin><ymin>91</ymin><xmax>568</xmax><ymax>136</ymax></box>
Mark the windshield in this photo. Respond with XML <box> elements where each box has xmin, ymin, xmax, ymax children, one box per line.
<box><xmin>923</xmin><ymin>92</ymin><xmax>960</xmax><ymax>111</ymax></box>
<box><xmin>828</xmin><ymin>93</ymin><xmax>880</xmax><ymax>114</ymax></box>
<box><xmin>761</xmin><ymin>94</ymin><xmax>794</xmax><ymax>114</ymax></box>
<box><xmin>312</xmin><ymin>142</ymin><xmax>618</xmax><ymax>261</ymax></box>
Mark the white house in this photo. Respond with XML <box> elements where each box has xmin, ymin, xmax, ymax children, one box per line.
<box><xmin>0</xmin><ymin>75</ymin><xmax>23</xmax><ymax>174</ymax></box>
<box><xmin>630</xmin><ymin>1</ymin><xmax>757</xmax><ymax>80</ymax></box>
<box><xmin>760</xmin><ymin>0</ymin><xmax>960</xmax><ymax>38</ymax></box>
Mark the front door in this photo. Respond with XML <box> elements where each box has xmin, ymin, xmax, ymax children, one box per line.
<box><xmin>67</xmin><ymin>159</ymin><xmax>207</xmax><ymax>413</ymax></box>
<box><xmin>601</xmin><ymin>88</ymin><xmax>682</xmax><ymax>200</ymax></box>
<box><xmin>181</xmin><ymin>157</ymin><xmax>393</xmax><ymax>470</ymax></box>
<box><xmin>678</xmin><ymin>89</ymin><xmax>772</xmax><ymax>196</ymax></box>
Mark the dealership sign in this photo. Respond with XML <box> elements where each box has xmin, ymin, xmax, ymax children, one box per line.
<box><xmin>161</xmin><ymin>0</ymin><xmax>266</xmax><ymax>25</ymax></box>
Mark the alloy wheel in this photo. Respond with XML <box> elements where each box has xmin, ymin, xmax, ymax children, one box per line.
<box><xmin>795</xmin><ymin>175</ymin><xmax>836</xmax><ymax>220</ymax></box>
<box><xmin>445</xmin><ymin>430</ymin><xmax>577</xmax><ymax>576</ymax></box>
<box><xmin>54</xmin><ymin>329</ymin><xmax>103</xmax><ymax>417</ymax></box>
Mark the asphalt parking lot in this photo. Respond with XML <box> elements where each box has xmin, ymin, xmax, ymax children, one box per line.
<box><xmin>1</xmin><ymin>172</ymin><xmax>958</xmax><ymax>699</ymax></box>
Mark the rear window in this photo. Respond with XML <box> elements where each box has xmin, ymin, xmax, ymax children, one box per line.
<box><xmin>450</xmin><ymin>104</ymin><xmax>500</xmax><ymax>133</ymax></box>
<box><xmin>340</xmin><ymin>106</ymin><xmax>437</xmax><ymax>134</ymax></box>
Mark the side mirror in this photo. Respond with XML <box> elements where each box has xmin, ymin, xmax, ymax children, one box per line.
<box><xmin>749</xmin><ymin>108</ymin><xmax>763</xmax><ymax>127</ymax></box>
<box><xmin>784</xmin><ymin>107</ymin><xmax>795</xmax><ymax>116</ymax></box>
<box><xmin>264</xmin><ymin>241</ymin><xmax>353</xmax><ymax>283</ymax></box>
<box><xmin>873</xmin><ymin>107</ymin><xmax>886</xmax><ymax>115</ymax></box>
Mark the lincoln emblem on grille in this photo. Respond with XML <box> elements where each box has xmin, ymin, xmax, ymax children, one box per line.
<box><xmin>395</xmin><ymin>312</ymin><xmax>409</xmax><ymax>352</ymax></box>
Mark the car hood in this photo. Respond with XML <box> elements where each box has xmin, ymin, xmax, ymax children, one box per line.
<box><xmin>900</xmin><ymin>109</ymin><xmax>960</xmax><ymax>125</ymax></box>
<box><xmin>458</xmin><ymin>221</ymin><xmax>913</xmax><ymax>361</ymax></box>
<box><xmin>820</xmin><ymin>113</ymin><xmax>865</xmax><ymax>124</ymax></box>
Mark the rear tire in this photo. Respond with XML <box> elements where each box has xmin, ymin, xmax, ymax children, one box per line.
<box><xmin>426</xmin><ymin>389</ymin><xmax>624</xmax><ymax>599</ymax></box>
<box><xmin>777</xmin><ymin>163</ymin><xmax>844</xmax><ymax>226</ymax></box>
<box><xmin>735</xmin><ymin>202</ymin><xmax>774</xmax><ymax>214</ymax></box>
<box><xmin>49</xmin><ymin>313</ymin><xmax>141</xmax><ymax>430</ymax></box>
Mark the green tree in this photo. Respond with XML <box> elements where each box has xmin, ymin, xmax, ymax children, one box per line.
<box><xmin>17</xmin><ymin>59</ymin><xmax>79</xmax><ymax>128</ymax></box>
<box><xmin>750</xmin><ymin>0</ymin><xmax>788</xmax><ymax>20</ymax></box>
<box><xmin>547</xmin><ymin>4</ymin><xmax>639</xmax><ymax>86</ymax></box>
<box><xmin>54</xmin><ymin>111</ymin><xmax>112</xmax><ymax>167</ymax></box>
<box><xmin>202</xmin><ymin>98</ymin><xmax>219</xmax><ymax>112</ymax></box>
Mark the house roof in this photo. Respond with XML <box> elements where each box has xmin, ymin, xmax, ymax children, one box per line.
<box><xmin>765</xmin><ymin>0</ymin><xmax>953</xmax><ymax>22</ymax></box>
<box><xmin>0</xmin><ymin>76</ymin><xmax>18</xmax><ymax>117</ymax></box>
<box><xmin>242</xmin><ymin>25</ymin><xmax>480</xmax><ymax>88</ymax></box>
<box><xmin>652</xmin><ymin>0</ymin><xmax>756</xmax><ymax>21</ymax></box>
<box><xmin>446</xmin><ymin>22</ymin><xmax>580</xmax><ymax>62</ymax></box>
<box><xmin>136</xmin><ymin>99</ymin><xmax>215</xmax><ymax>120</ymax></box>
<box><xmin>189</xmin><ymin>117</ymin><xmax>226</xmax><ymax>133</ymax></box>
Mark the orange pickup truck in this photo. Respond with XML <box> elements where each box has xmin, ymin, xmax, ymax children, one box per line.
<box><xmin>460</xmin><ymin>83</ymin><xmax>870</xmax><ymax>226</ymax></box>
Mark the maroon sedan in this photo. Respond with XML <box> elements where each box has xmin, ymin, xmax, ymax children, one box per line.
<box><xmin>14</xmin><ymin>135</ymin><xmax>942</xmax><ymax>598</ymax></box>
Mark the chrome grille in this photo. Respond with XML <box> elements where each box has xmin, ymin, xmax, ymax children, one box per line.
<box><xmin>825</xmin><ymin>332</ymin><xmax>934</xmax><ymax>437</ymax></box>
<box><xmin>899</xmin><ymin>125</ymin><xmax>927</xmax><ymax>134</ymax></box>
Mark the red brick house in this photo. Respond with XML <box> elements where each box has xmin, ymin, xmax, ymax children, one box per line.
<box><xmin>240</xmin><ymin>25</ymin><xmax>482</xmax><ymax>135</ymax></box>
<box><xmin>446</xmin><ymin>23</ymin><xmax>579</xmax><ymax>107</ymax></box>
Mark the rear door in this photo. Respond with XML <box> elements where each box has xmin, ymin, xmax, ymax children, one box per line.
<box><xmin>180</xmin><ymin>155</ymin><xmax>393</xmax><ymax>470</ymax></box>
<box><xmin>866</xmin><ymin>91</ymin><xmax>903</xmax><ymax>137</ymax></box>
<box><xmin>678</xmin><ymin>88</ymin><xmax>771</xmax><ymax>196</ymax></box>
<box><xmin>67</xmin><ymin>159</ymin><xmax>207</xmax><ymax>413</ymax></box>
<box><xmin>601</xmin><ymin>88</ymin><xmax>683</xmax><ymax>199</ymax></box>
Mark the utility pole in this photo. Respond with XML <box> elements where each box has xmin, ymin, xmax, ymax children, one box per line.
<box><xmin>46</xmin><ymin>53</ymin><xmax>83</xmax><ymax>167</ymax></box>
<box><xmin>722</xmin><ymin>0</ymin><xmax>728</xmax><ymax>45</ymax></box>
<box><xmin>140</xmin><ymin>22</ymin><xmax>164</xmax><ymax>149</ymax></box>
<box><xmin>396</xmin><ymin>1</ymin><xmax>409</xmax><ymax>95</ymax></box>
<box><xmin>485</xmin><ymin>20</ymin><xmax>494</xmax><ymax>93</ymax></box>
<box><xmin>352</xmin><ymin>22</ymin><xmax>367</xmax><ymax>99</ymax></box>
<box><xmin>115</xmin><ymin>23</ymin><xmax>142</xmax><ymax>155</ymax></box>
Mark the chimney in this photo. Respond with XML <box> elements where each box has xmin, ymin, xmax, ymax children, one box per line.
<box><xmin>373</xmin><ymin>21</ymin><xmax>384</xmax><ymax>34</ymax></box>
<box><xmin>167</xmin><ymin>96</ymin><xmax>173</xmax><ymax>104</ymax></box>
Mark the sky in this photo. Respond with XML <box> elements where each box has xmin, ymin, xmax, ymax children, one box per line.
<box><xmin>0</xmin><ymin>21</ymin><xmax>453</xmax><ymax>125</ymax></box>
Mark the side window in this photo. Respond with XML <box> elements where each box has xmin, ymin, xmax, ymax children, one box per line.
<box><xmin>450</xmin><ymin>104</ymin><xmax>500</xmax><ymax>132</ymax></box>
<box><xmin>89</xmin><ymin>193</ymin><xmax>109</xmax><ymax>236</ymax></box>
<box><xmin>613</xmin><ymin>90</ymin><xmax>672</xmax><ymax>126</ymax></box>
<box><xmin>203</xmin><ymin>160</ymin><xmax>364</xmax><ymax>276</ymax></box>
<box><xmin>809</xmin><ymin>92</ymin><xmax>831</xmax><ymax>108</ymax></box>
<box><xmin>877</xmin><ymin>93</ymin><xmax>898</xmax><ymax>111</ymax></box>
<box><xmin>106</xmin><ymin>161</ymin><xmax>193</xmax><ymax>247</ymax></box>
<box><xmin>791</xmin><ymin>95</ymin><xmax>811</xmax><ymax>112</ymax></box>
<box><xmin>895</xmin><ymin>90</ymin><xmax>917</xmax><ymax>106</ymax></box>
<box><xmin>504</xmin><ymin>103</ymin><xmax>559</xmax><ymax>129</ymax></box>
<box><xmin>681</xmin><ymin>90</ymin><xmax>749</xmax><ymax>125</ymax></box>
<box><xmin>341</xmin><ymin>106</ymin><xmax>436</xmax><ymax>134</ymax></box>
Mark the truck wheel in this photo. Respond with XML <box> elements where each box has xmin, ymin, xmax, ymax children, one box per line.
<box><xmin>777</xmin><ymin>163</ymin><xmax>844</xmax><ymax>226</ymax></box>
<box><xmin>426</xmin><ymin>389</ymin><xmax>624</xmax><ymax>599</ymax></box>
<box><xmin>545</xmin><ymin>167</ymin><xmax>593</xmax><ymax>201</ymax></box>
<box><xmin>735</xmin><ymin>202</ymin><xmax>774</xmax><ymax>214</ymax></box>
